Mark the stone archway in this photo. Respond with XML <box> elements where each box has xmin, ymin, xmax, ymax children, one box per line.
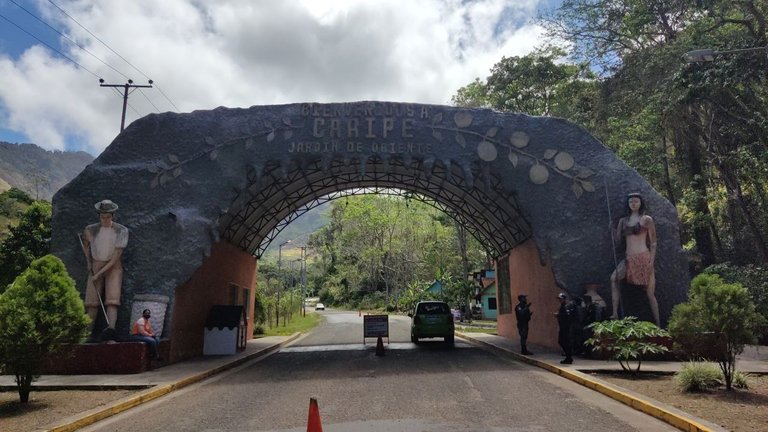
<box><xmin>51</xmin><ymin>102</ymin><xmax>688</xmax><ymax>361</ymax></box>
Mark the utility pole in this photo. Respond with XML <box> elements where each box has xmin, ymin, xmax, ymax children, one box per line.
<box><xmin>99</xmin><ymin>79</ymin><xmax>153</xmax><ymax>132</ymax></box>
<box><xmin>300</xmin><ymin>246</ymin><xmax>307</xmax><ymax>316</ymax></box>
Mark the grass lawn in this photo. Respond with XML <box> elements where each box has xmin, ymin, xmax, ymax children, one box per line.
<box><xmin>258</xmin><ymin>311</ymin><xmax>323</xmax><ymax>337</ymax></box>
<box><xmin>456</xmin><ymin>326</ymin><xmax>497</xmax><ymax>334</ymax></box>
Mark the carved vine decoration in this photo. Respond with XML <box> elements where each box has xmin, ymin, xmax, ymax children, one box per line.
<box><xmin>429</xmin><ymin>111</ymin><xmax>595</xmax><ymax>197</ymax></box>
<box><xmin>146</xmin><ymin>118</ymin><xmax>302</xmax><ymax>188</ymax></box>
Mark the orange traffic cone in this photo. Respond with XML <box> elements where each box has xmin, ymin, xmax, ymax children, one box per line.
<box><xmin>307</xmin><ymin>397</ymin><xmax>323</xmax><ymax>432</ymax></box>
<box><xmin>375</xmin><ymin>335</ymin><xmax>385</xmax><ymax>356</ymax></box>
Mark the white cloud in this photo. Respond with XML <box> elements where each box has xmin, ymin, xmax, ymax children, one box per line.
<box><xmin>0</xmin><ymin>0</ymin><xmax>546</xmax><ymax>154</ymax></box>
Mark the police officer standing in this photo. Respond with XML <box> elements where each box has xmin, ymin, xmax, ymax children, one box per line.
<box><xmin>555</xmin><ymin>292</ymin><xmax>575</xmax><ymax>364</ymax></box>
<box><xmin>514</xmin><ymin>294</ymin><xmax>534</xmax><ymax>355</ymax></box>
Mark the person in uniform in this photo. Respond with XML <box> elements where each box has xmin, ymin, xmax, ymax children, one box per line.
<box><xmin>514</xmin><ymin>294</ymin><xmax>534</xmax><ymax>355</ymax></box>
<box><xmin>555</xmin><ymin>292</ymin><xmax>575</xmax><ymax>364</ymax></box>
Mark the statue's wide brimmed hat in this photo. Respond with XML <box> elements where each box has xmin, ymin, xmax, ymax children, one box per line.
<box><xmin>94</xmin><ymin>199</ymin><xmax>119</xmax><ymax>213</ymax></box>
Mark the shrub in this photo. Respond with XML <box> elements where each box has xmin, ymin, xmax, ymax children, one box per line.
<box><xmin>0</xmin><ymin>255</ymin><xmax>89</xmax><ymax>403</ymax></box>
<box><xmin>704</xmin><ymin>263</ymin><xmax>768</xmax><ymax>343</ymax></box>
<box><xmin>585</xmin><ymin>316</ymin><xmax>669</xmax><ymax>374</ymax></box>
<box><xmin>674</xmin><ymin>361</ymin><xmax>723</xmax><ymax>392</ymax></box>
<box><xmin>0</xmin><ymin>201</ymin><xmax>52</xmax><ymax>291</ymax></box>
<box><xmin>668</xmin><ymin>273</ymin><xmax>764</xmax><ymax>390</ymax></box>
<box><xmin>732</xmin><ymin>371</ymin><xmax>751</xmax><ymax>390</ymax></box>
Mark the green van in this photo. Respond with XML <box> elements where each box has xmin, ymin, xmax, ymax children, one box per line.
<box><xmin>410</xmin><ymin>301</ymin><xmax>455</xmax><ymax>345</ymax></box>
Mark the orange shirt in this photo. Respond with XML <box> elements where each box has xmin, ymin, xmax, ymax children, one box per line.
<box><xmin>131</xmin><ymin>317</ymin><xmax>154</xmax><ymax>336</ymax></box>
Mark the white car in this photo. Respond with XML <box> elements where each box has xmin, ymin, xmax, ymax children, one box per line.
<box><xmin>315</xmin><ymin>303</ymin><xmax>325</xmax><ymax>311</ymax></box>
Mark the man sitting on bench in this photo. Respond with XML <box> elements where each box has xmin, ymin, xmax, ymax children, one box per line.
<box><xmin>131</xmin><ymin>308</ymin><xmax>161</xmax><ymax>360</ymax></box>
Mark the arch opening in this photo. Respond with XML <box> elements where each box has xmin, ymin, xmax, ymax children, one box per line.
<box><xmin>220</xmin><ymin>156</ymin><xmax>532</xmax><ymax>258</ymax></box>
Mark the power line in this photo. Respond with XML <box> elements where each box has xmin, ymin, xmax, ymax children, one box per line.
<box><xmin>138</xmin><ymin>89</ymin><xmax>161</xmax><ymax>113</ymax></box>
<box><xmin>47</xmin><ymin>0</ymin><xmax>180</xmax><ymax>111</ymax></box>
<box><xmin>8</xmin><ymin>0</ymin><xmax>130</xmax><ymax>80</ymax></box>
<box><xmin>0</xmin><ymin>12</ymin><xmax>101</xmax><ymax>79</ymax></box>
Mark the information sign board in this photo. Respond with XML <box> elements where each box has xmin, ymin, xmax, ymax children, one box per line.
<box><xmin>363</xmin><ymin>314</ymin><xmax>389</xmax><ymax>338</ymax></box>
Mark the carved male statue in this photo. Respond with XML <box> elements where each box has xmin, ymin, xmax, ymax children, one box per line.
<box><xmin>81</xmin><ymin>199</ymin><xmax>129</xmax><ymax>331</ymax></box>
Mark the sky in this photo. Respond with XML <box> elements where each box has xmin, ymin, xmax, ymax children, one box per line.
<box><xmin>0</xmin><ymin>0</ymin><xmax>558</xmax><ymax>156</ymax></box>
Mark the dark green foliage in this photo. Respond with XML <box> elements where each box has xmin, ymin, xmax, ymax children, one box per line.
<box><xmin>0</xmin><ymin>201</ymin><xmax>52</xmax><ymax>292</ymax></box>
<box><xmin>585</xmin><ymin>316</ymin><xmax>669</xmax><ymax>374</ymax></box>
<box><xmin>0</xmin><ymin>255</ymin><xmax>89</xmax><ymax>402</ymax></box>
<box><xmin>452</xmin><ymin>47</ymin><xmax>600</xmax><ymax>132</ymax></box>
<box><xmin>501</xmin><ymin>0</ymin><xmax>768</xmax><ymax>266</ymax></box>
<box><xmin>0</xmin><ymin>188</ymin><xmax>33</xmax><ymax>218</ymax></box>
<box><xmin>703</xmin><ymin>263</ymin><xmax>768</xmax><ymax>342</ymax></box>
<box><xmin>668</xmin><ymin>274</ymin><xmax>764</xmax><ymax>389</ymax></box>
<box><xmin>306</xmin><ymin>195</ymin><xmax>486</xmax><ymax>310</ymax></box>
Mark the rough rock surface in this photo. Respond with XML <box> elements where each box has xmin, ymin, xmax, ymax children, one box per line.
<box><xmin>51</xmin><ymin>102</ymin><xmax>688</xmax><ymax>336</ymax></box>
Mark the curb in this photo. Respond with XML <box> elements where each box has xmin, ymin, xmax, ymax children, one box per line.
<box><xmin>456</xmin><ymin>333</ymin><xmax>723</xmax><ymax>432</ymax></box>
<box><xmin>45</xmin><ymin>333</ymin><xmax>302</xmax><ymax>432</ymax></box>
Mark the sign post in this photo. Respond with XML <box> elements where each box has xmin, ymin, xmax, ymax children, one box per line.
<box><xmin>363</xmin><ymin>314</ymin><xmax>389</xmax><ymax>345</ymax></box>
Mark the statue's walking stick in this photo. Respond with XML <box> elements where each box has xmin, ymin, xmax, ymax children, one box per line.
<box><xmin>604</xmin><ymin>179</ymin><xmax>624</xmax><ymax>318</ymax></box>
<box><xmin>77</xmin><ymin>233</ymin><xmax>111</xmax><ymax>328</ymax></box>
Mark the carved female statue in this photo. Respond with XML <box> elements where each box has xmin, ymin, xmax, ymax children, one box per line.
<box><xmin>609</xmin><ymin>193</ymin><xmax>660</xmax><ymax>326</ymax></box>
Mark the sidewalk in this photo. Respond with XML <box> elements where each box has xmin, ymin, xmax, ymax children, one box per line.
<box><xmin>0</xmin><ymin>335</ymin><xmax>298</xmax><ymax>432</ymax></box>
<box><xmin>458</xmin><ymin>332</ymin><xmax>767</xmax><ymax>432</ymax></box>
<box><xmin>458</xmin><ymin>332</ymin><xmax>768</xmax><ymax>374</ymax></box>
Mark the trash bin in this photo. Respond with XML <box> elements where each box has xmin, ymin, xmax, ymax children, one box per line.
<box><xmin>203</xmin><ymin>305</ymin><xmax>246</xmax><ymax>355</ymax></box>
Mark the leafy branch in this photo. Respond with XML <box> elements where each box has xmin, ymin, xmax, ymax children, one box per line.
<box><xmin>147</xmin><ymin>117</ymin><xmax>301</xmax><ymax>188</ymax></box>
<box><xmin>430</xmin><ymin>111</ymin><xmax>595</xmax><ymax>197</ymax></box>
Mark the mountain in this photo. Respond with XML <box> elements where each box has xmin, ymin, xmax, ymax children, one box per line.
<box><xmin>0</xmin><ymin>142</ymin><xmax>93</xmax><ymax>200</ymax></box>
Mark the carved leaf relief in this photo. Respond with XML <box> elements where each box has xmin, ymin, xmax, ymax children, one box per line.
<box><xmin>455</xmin><ymin>133</ymin><xmax>466</xmax><ymax>148</ymax></box>
<box><xmin>454</xmin><ymin>112</ymin><xmax>473</xmax><ymax>128</ymax></box>
<box><xmin>572</xmin><ymin>183</ymin><xmax>584</xmax><ymax>198</ymax></box>
<box><xmin>508</xmin><ymin>151</ymin><xmax>518</xmax><ymax>167</ymax></box>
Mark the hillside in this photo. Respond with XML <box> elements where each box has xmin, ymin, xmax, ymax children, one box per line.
<box><xmin>0</xmin><ymin>142</ymin><xmax>93</xmax><ymax>200</ymax></box>
<box><xmin>262</xmin><ymin>201</ymin><xmax>331</xmax><ymax>260</ymax></box>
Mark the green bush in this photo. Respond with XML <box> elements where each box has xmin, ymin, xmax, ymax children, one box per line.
<box><xmin>674</xmin><ymin>361</ymin><xmax>723</xmax><ymax>392</ymax></box>
<box><xmin>0</xmin><ymin>255</ymin><xmax>89</xmax><ymax>403</ymax></box>
<box><xmin>668</xmin><ymin>273</ymin><xmax>764</xmax><ymax>390</ymax></box>
<box><xmin>704</xmin><ymin>263</ymin><xmax>768</xmax><ymax>343</ymax></box>
<box><xmin>0</xmin><ymin>201</ymin><xmax>52</xmax><ymax>291</ymax></box>
<box><xmin>732</xmin><ymin>371</ymin><xmax>751</xmax><ymax>389</ymax></box>
<box><xmin>585</xmin><ymin>316</ymin><xmax>669</xmax><ymax>374</ymax></box>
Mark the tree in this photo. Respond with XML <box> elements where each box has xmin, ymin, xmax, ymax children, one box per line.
<box><xmin>452</xmin><ymin>47</ymin><xmax>600</xmax><ymax>130</ymax></box>
<box><xmin>668</xmin><ymin>273</ymin><xmax>764</xmax><ymax>390</ymax></box>
<box><xmin>0</xmin><ymin>201</ymin><xmax>52</xmax><ymax>292</ymax></box>
<box><xmin>0</xmin><ymin>255</ymin><xmax>90</xmax><ymax>402</ymax></box>
<box><xmin>585</xmin><ymin>317</ymin><xmax>669</xmax><ymax>374</ymax></box>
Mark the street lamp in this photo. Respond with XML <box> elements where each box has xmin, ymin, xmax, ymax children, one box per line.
<box><xmin>684</xmin><ymin>46</ymin><xmax>768</xmax><ymax>63</ymax></box>
<box><xmin>277</xmin><ymin>240</ymin><xmax>292</xmax><ymax>271</ymax></box>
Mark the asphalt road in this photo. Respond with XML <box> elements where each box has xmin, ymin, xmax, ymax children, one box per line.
<box><xmin>83</xmin><ymin>309</ymin><xmax>677</xmax><ymax>431</ymax></box>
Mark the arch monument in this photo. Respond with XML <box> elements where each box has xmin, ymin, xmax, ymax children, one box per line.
<box><xmin>51</xmin><ymin>102</ymin><xmax>689</xmax><ymax>361</ymax></box>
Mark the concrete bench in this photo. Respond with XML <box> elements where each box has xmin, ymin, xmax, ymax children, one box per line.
<box><xmin>42</xmin><ymin>340</ymin><xmax>170</xmax><ymax>374</ymax></box>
